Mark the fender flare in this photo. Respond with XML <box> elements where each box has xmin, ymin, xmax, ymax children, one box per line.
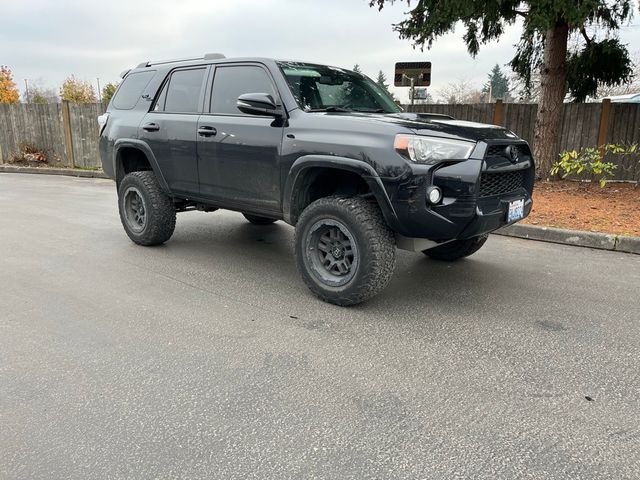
<box><xmin>112</xmin><ymin>139</ymin><xmax>171</xmax><ymax>194</ymax></box>
<box><xmin>283</xmin><ymin>154</ymin><xmax>399</xmax><ymax>227</ymax></box>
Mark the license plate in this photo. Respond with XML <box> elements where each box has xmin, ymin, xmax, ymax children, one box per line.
<box><xmin>507</xmin><ymin>199</ymin><xmax>525</xmax><ymax>223</ymax></box>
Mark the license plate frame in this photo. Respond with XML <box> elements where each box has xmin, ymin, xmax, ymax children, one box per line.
<box><xmin>507</xmin><ymin>198</ymin><xmax>525</xmax><ymax>223</ymax></box>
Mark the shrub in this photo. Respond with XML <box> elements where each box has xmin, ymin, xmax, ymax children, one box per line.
<box><xmin>10</xmin><ymin>143</ymin><xmax>49</xmax><ymax>164</ymax></box>
<box><xmin>101</xmin><ymin>82</ymin><xmax>118</xmax><ymax>105</ymax></box>
<box><xmin>551</xmin><ymin>143</ymin><xmax>638</xmax><ymax>187</ymax></box>
<box><xmin>60</xmin><ymin>76</ymin><xmax>96</xmax><ymax>103</ymax></box>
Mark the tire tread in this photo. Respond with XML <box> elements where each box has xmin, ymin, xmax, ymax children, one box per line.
<box><xmin>118</xmin><ymin>171</ymin><xmax>176</xmax><ymax>246</ymax></box>
<box><xmin>295</xmin><ymin>196</ymin><xmax>396</xmax><ymax>306</ymax></box>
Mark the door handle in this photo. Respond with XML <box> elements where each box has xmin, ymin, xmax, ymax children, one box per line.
<box><xmin>142</xmin><ymin>122</ymin><xmax>160</xmax><ymax>132</ymax></box>
<box><xmin>198</xmin><ymin>126</ymin><xmax>217</xmax><ymax>137</ymax></box>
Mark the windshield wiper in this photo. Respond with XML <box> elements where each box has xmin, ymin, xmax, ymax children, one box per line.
<box><xmin>306</xmin><ymin>106</ymin><xmax>352</xmax><ymax>113</ymax></box>
<box><xmin>351</xmin><ymin>108</ymin><xmax>386</xmax><ymax>113</ymax></box>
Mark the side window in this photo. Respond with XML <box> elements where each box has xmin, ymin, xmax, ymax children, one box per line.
<box><xmin>210</xmin><ymin>66</ymin><xmax>277</xmax><ymax>115</ymax></box>
<box><xmin>155</xmin><ymin>68</ymin><xmax>205</xmax><ymax>113</ymax></box>
<box><xmin>111</xmin><ymin>71</ymin><xmax>155</xmax><ymax>110</ymax></box>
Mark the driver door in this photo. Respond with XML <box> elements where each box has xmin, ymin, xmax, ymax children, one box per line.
<box><xmin>197</xmin><ymin>64</ymin><xmax>285</xmax><ymax>213</ymax></box>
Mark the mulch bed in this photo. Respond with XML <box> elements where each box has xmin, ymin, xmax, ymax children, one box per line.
<box><xmin>523</xmin><ymin>181</ymin><xmax>640</xmax><ymax>237</ymax></box>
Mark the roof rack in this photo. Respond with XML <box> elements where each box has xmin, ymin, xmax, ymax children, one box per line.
<box><xmin>136</xmin><ymin>53</ymin><xmax>226</xmax><ymax>68</ymax></box>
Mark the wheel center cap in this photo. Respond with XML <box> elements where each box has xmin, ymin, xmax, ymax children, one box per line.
<box><xmin>332</xmin><ymin>246</ymin><xmax>344</xmax><ymax>259</ymax></box>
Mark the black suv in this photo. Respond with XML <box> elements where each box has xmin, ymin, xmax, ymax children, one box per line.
<box><xmin>99</xmin><ymin>54</ymin><xmax>534</xmax><ymax>306</ymax></box>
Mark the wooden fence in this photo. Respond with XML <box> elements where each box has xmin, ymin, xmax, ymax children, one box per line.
<box><xmin>0</xmin><ymin>101</ymin><xmax>639</xmax><ymax>179</ymax></box>
<box><xmin>0</xmin><ymin>102</ymin><xmax>105</xmax><ymax>169</ymax></box>
<box><xmin>406</xmin><ymin>100</ymin><xmax>640</xmax><ymax>181</ymax></box>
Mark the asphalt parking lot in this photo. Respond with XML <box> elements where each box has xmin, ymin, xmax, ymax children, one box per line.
<box><xmin>1</xmin><ymin>173</ymin><xmax>639</xmax><ymax>479</ymax></box>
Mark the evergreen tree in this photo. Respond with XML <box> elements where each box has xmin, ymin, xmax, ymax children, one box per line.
<box><xmin>376</xmin><ymin>70</ymin><xmax>389</xmax><ymax>90</ymax></box>
<box><xmin>352</xmin><ymin>64</ymin><xmax>363</xmax><ymax>74</ymax></box>
<box><xmin>482</xmin><ymin>64</ymin><xmax>511</xmax><ymax>101</ymax></box>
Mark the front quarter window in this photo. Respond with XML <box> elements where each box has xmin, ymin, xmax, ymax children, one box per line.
<box><xmin>278</xmin><ymin>62</ymin><xmax>401</xmax><ymax>114</ymax></box>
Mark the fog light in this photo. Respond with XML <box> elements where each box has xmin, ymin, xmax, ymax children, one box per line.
<box><xmin>426</xmin><ymin>186</ymin><xmax>443</xmax><ymax>204</ymax></box>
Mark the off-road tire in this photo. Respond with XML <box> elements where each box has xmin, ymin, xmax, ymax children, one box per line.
<box><xmin>294</xmin><ymin>196</ymin><xmax>396</xmax><ymax>306</ymax></box>
<box><xmin>422</xmin><ymin>235</ymin><xmax>488</xmax><ymax>261</ymax></box>
<box><xmin>118</xmin><ymin>171</ymin><xmax>176</xmax><ymax>246</ymax></box>
<box><xmin>243</xmin><ymin>213</ymin><xmax>277</xmax><ymax>225</ymax></box>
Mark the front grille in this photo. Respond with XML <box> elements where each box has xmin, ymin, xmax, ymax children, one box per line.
<box><xmin>486</xmin><ymin>144</ymin><xmax>531</xmax><ymax>158</ymax></box>
<box><xmin>479</xmin><ymin>170</ymin><xmax>525</xmax><ymax>197</ymax></box>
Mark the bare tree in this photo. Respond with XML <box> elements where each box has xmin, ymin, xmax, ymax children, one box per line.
<box><xmin>509</xmin><ymin>72</ymin><xmax>542</xmax><ymax>103</ymax></box>
<box><xmin>23</xmin><ymin>78</ymin><xmax>59</xmax><ymax>104</ymax></box>
<box><xmin>436</xmin><ymin>79</ymin><xmax>483</xmax><ymax>104</ymax></box>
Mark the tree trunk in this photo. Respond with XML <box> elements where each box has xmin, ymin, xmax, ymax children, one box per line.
<box><xmin>533</xmin><ymin>21</ymin><xmax>569</xmax><ymax>178</ymax></box>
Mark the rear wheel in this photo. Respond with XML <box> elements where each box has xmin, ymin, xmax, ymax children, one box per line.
<box><xmin>294</xmin><ymin>196</ymin><xmax>396</xmax><ymax>306</ymax></box>
<box><xmin>422</xmin><ymin>235</ymin><xmax>488</xmax><ymax>261</ymax></box>
<box><xmin>243</xmin><ymin>213</ymin><xmax>277</xmax><ymax>225</ymax></box>
<box><xmin>118</xmin><ymin>171</ymin><xmax>176</xmax><ymax>246</ymax></box>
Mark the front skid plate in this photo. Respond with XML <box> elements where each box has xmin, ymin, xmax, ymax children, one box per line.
<box><xmin>395</xmin><ymin>234</ymin><xmax>453</xmax><ymax>252</ymax></box>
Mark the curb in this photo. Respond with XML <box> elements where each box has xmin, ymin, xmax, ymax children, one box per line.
<box><xmin>0</xmin><ymin>164</ymin><xmax>109</xmax><ymax>179</ymax></box>
<box><xmin>495</xmin><ymin>223</ymin><xmax>640</xmax><ymax>255</ymax></box>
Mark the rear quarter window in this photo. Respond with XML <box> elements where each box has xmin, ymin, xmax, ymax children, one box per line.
<box><xmin>111</xmin><ymin>71</ymin><xmax>156</xmax><ymax>110</ymax></box>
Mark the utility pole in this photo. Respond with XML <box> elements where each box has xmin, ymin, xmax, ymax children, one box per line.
<box><xmin>402</xmin><ymin>73</ymin><xmax>416</xmax><ymax>106</ymax></box>
<box><xmin>97</xmin><ymin>77</ymin><xmax>102</xmax><ymax>104</ymax></box>
<box><xmin>24</xmin><ymin>79</ymin><xmax>30</xmax><ymax>103</ymax></box>
<box><xmin>410</xmin><ymin>77</ymin><xmax>415</xmax><ymax>106</ymax></box>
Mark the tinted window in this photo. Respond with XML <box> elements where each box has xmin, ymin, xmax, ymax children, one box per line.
<box><xmin>111</xmin><ymin>71</ymin><xmax>155</xmax><ymax>110</ymax></box>
<box><xmin>157</xmin><ymin>68</ymin><xmax>205</xmax><ymax>113</ymax></box>
<box><xmin>211</xmin><ymin>66</ymin><xmax>277</xmax><ymax>115</ymax></box>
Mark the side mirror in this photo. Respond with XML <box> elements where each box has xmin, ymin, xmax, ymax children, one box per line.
<box><xmin>237</xmin><ymin>93</ymin><xmax>283</xmax><ymax>117</ymax></box>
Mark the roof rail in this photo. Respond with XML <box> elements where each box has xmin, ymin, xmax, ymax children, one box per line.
<box><xmin>136</xmin><ymin>53</ymin><xmax>226</xmax><ymax>68</ymax></box>
<box><xmin>204</xmin><ymin>52</ymin><xmax>226</xmax><ymax>60</ymax></box>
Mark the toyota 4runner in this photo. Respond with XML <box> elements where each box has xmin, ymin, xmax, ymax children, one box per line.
<box><xmin>99</xmin><ymin>53</ymin><xmax>534</xmax><ymax>306</ymax></box>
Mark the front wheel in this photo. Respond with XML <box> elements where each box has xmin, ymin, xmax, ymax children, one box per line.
<box><xmin>118</xmin><ymin>171</ymin><xmax>176</xmax><ymax>246</ymax></box>
<box><xmin>294</xmin><ymin>196</ymin><xmax>396</xmax><ymax>306</ymax></box>
<box><xmin>422</xmin><ymin>235</ymin><xmax>488</xmax><ymax>261</ymax></box>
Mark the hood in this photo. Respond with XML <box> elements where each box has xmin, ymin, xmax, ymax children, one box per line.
<box><xmin>313</xmin><ymin>111</ymin><xmax>520</xmax><ymax>142</ymax></box>
<box><xmin>394</xmin><ymin>113</ymin><xmax>519</xmax><ymax>141</ymax></box>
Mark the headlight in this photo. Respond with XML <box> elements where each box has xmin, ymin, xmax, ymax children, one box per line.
<box><xmin>394</xmin><ymin>134</ymin><xmax>475</xmax><ymax>164</ymax></box>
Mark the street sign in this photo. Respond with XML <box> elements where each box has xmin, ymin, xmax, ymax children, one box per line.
<box><xmin>413</xmin><ymin>88</ymin><xmax>428</xmax><ymax>100</ymax></box>
<box><xmin>394</xmin><ymin>62</ymin><xmax>431</xmax><ymax>87</ymax></box>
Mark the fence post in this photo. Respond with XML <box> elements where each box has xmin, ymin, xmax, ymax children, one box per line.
<box><xmin>61</xmin><ymin>100</ymin><xmax>75</xmax><ymax>168</ymax></box>
<box><xmin>597</xmin><ymin>99</ymin><xmax>611</xmax><ymax>159</ymax></box>
<box><xmin>492</xmin><ymin>99</ymin><xmax>504</xmax><ymax>126</ymax></box>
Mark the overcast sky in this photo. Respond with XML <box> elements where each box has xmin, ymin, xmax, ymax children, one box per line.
<box><xmin>2</xmin><ymin>0</ymin><xmax>639</xmax><ymax>102</ymax></box>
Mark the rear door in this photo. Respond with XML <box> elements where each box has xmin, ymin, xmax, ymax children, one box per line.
<box><xmin>139</xmin><ymin>67</ymin><xmax>207</xmax><ymax>195</ymax></box>
<box><xmin>197</xmin><ymin>64</ymin><xmax>284</xmax><ymax>213</ymax></box>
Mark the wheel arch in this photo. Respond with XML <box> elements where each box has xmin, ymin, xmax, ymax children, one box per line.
<box><xmin>113</xmin><ymin>139</ymin><xmax>170</xmax><ymax>193</ymax></box>
<box><xmin>283</xmin><ymin>155</ymin><xmax>399</xmax><ymax>228</ymax></box>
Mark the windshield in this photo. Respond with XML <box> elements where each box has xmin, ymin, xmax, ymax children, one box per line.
<box><xmin>278</xmin><ymin>62</ymin><xmax>402</xmax><ymax>114</ymax></box>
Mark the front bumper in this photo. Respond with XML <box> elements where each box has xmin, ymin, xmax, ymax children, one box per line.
<box><xmin>380</xmin><ymin>140</ymin><xmax>535</xmax><ymax>241</ymax></box>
